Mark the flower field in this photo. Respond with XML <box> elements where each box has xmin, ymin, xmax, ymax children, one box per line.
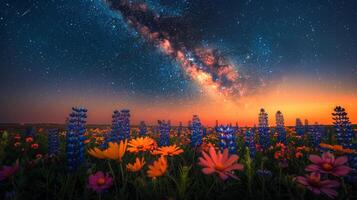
<box><xmin>0</xmin><ymin>106</ymin><xmax>356</xmax><ymax>200</ymax></box>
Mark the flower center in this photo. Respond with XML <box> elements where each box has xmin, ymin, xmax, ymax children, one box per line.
<box><xmin>96</xmin><ymin>178</ymin><xmax>106</xmax><ymax>186</ymax></box>
<box><xmin>307</xmin><ymin>176</ymin><xmax>321</xmax><ymax>187</ymax></box>
<box><xmin>214</xmin><ymin>163</ymin><xmax>225</xmax><ymax>171</ymax></box>
<box><xmin>322</xmin><ymin>163</ymin><xmax>333</xmax><ymax>171</ymax></box>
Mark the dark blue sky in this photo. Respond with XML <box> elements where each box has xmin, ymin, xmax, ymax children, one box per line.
<box><xmin>1</xmin><ymin>0</ymin><xmax>356</xmax><ymax>123</ymax></box>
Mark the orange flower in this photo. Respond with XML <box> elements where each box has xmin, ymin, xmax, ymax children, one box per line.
<box><xmin>88</xmin><ymin>141</ymin><xmax>127</xmax><ymax>161</ymax></box>
<box><xmin>14</xmin><ymin>142</ymin><xmax>21</xmax><ymax>148</ymax></box>
<box><xmin>31</xmin><ymin>143</ymin><xmax>39</xmax><ymax>149</ymax></box>
<box><xmin>198</xmin><ymin>146</ymin><xmax>244</xmax><ymax>180</ymax></box>
<box><xmin>128</xmin><ymin>137</ymin><xmax>156</xmax><ymax>153</ymax></box>
<box><xmin>152</xmin><ymin>145</ymin><xmax>183</xmax><ymax>157</ymax></box>
<box><xmin>147</xmin><ymin>156</ymin><xmax>167</xmax><ymax>178</ymax></box>
<box><xmin>127</xmin><ymin>157</ymin><xmax>145</xmax><ymax>172</ymax></box>
<box><xmin>25</xmin><ymin>137</ymin><xmax>33</xmax><ymax>143</ymax></box>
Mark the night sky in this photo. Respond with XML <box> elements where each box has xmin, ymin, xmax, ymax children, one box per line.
<box><xmin>1</xmin><ymin>0</ymin><xmax>356</xmax><ymax>125</ymax></box>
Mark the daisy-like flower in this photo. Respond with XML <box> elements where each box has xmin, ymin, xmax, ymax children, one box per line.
<box><xmin>305</xmin><ymin>152</ymin><xmax>351</xmax><ymax>177</ymax></box>
<box><xmin>88</xmin><ymin>171</ymin><xmax>113</xmax><ymax>193</ymax></box>
<box><xmin>152</xmin><ymin>145</ymin><xmax>183</xmax><ymax>157</ymax></box>
<box><xmin>0</xmin><ymin>160</ymin><xmax>19</xmax><ymax>181</ymax></box>
<box><xmin>296</xmin><ymin>172</ymin><xmax>340</xmax><ymax>199</ymax></box>
<box><xmin>88</xmin><ymin>141</ymin><xmax>127</xmax><ymax>161</ymax></box>
<box><xmin>128</xmin><ymin>137</ymin><xmax>156</xmax><ymax>153</ymax></box>
<box><xmin>198</xmin><ymin>146</ymin><xmax>244</xmax><ymax>180</ymax></box>
<box><xmin>147</xmin><ymin>156</ymin><xmax>167</xmax><ymax>178</ymax></box>
<box><xmin>127</xmin><ymin>157</ymin><xmax>145</xmax><ymax>172</ymax></box>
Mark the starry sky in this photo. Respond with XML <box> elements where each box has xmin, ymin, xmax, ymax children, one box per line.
<box><xmin>1</xmin><ymin>0</ymin><xmax>356</xmax><ymax>126</ymax></box>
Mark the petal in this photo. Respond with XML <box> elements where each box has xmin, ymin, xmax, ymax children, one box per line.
<box><xmin>320</xmin><ymin>180</ymin><xmax>340</xmax><ymax>188</ymax></box>
<box><xmin>224</xmin><ymin>154</ymin><xmax>239</xmax><ymax>168</ymax></box>
<box><xmin>334</xmin><ymin>156</ymin><xmax>348</xmax><ymax>166</ymax></box>
<box><xmin>305</xmin><ymin>164</ymin><xmax>320</xmax><ymax>172</ymax></box>
<box><xmin>202</xmin><ymin>167</ymin><xmax>215</xmax><ymax>175</ymax></box>
<box><xmin>309</xmin><ymin>155</ymin><xmax>322</xmax><ymax>164</ymax></box>
<box><xmin>332</xmin><ymin>166</ymin><xmax>352</xmax><ymax>177</ymax></box>
<box><xmin>320</xmin><ymin>188</ymin><xmax>338</xmax><ymax>199</ymax></box>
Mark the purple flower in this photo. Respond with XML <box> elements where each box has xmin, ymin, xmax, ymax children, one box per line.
<box><xmin>0</xmin><ymin>160</ymin><xmax>19</xmax><ymax>181</ymax></box>
<box><xmin>88</xmin><ymin>171</ymin><xmax>113</xmax><ymax>193</ymax></box>
<box><xmin>305</xmin><ymin>152</ymin><xmax>352</xmax><ymax>177</ymax></box>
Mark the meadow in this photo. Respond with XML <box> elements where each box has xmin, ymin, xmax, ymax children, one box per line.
<box><xmin>0</xmin><ymin>106</ymin><xmax>356</xmax><ymax>200</ymax></box>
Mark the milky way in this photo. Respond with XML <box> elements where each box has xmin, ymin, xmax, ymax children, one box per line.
<box><xmin>105</xmin><ymin>0</ymin><xmax>258</xmax><ymax>98</ymax></box>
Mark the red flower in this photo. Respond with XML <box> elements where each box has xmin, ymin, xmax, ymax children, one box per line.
<box><xmin>25</xmin><ymin>137</ymin><xmax>34</xmax><ymax>143</ymax></box>
<box><xmin>296</xmin><ymin>172</ymin><xmax>340</xmax><ymax>199</ymax></box>
<box><xmin>305</xmin><ymin>152</ymin><xmax>351</xmax><ymax>177</ymax></box>
<box><xmin>31</xmin><ymin>143</ymin><xmax>39</xmax><ymax>149</ymax></box>
<box><xmin>0</xmin><ymin>160</ymin><xmax>19</xmax><ymax>181</ymax></box>
<box><xmin>198</xmin><ymin>146</ymin><xmax>244</xmax><ymax>180</ymax></box>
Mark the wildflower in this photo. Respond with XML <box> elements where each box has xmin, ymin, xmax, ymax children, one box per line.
<box><xmin>25</xmin><ymin>137</ymin><xmax>33</xmax><ymax>143</ymax></box>
<box><xmin>189</xmin><ymin>115</ymin><xmax>203</xmax><ymax>147</ymax></box>
<box><xmin>35</xmin><ymin>154</ymin><xmax>43</xmax><ymax>159</ymax></box>
<box><xmin>147</xmin><ymin>156</ymin><xmax>167</xmax><ymax>178</ymax></box>
<box><xmin>88</xmin><ymin>141</ymin><xmax>127</xmax><ymax>161</ymax></box>
<box><xmin>296</xmin><ymin>172</ymin><xmax>340</xmax><ymax>199</ymax></box>
<box><xmin>13</xmin><ymin>142</ymin><xmax>20</xmax><ymax>148</ymax></box>
<box><xmin>127</xmin><ymin>157</ymin><xmax>145</xmax><ymax>172</ymax></box>
<box><xmin>88</xmin><ymin>171</ymin><xmax>113</xmax><ymax>193</ymax></box>
<box><xmin>0</xmin><ymin>160</ymin><xmax>19</xmax><ymax>181</ymax></box>
<box><xmin>258</xmin><ymin>108</ymin><xmax>270</xmax><ymax>150</ymax></box>
<box><xmin>128</xmin><ymin>137</ymin><xmax>156</xmax><ymax>153</ymax></box>
<box><xmin>216</xmin><ymin>125</ymin><xmax>237</xmax><ymax>154</ymax></box>
<box><xmin>48</xmin><ymin>128</ymin><xmax>60</xmax><ymax>155</ymax></box>
<box><xmin>158</xmin><ymin>120</ymin><xmax>170</xmax><ymax>146</ymax></box>
<box><xmin>306</xmin><ymin>152</ymin><xmax>351</xmax><ymax>177</ymax></box>
<box><xmin>14</xmin><ymin>134</ymin><xmax>21</xmax><ymax>140</ymax></box>
<box><xmin>295</xmin><ymin>152</ymin><xmax>303</xmax><ymax>159</ymax></box>
<box><xmin>276</xmin><ymin>111</ymin><xmax>287</xmax><ymax>144</ymax></box>
<box><xmin>139</xmin><ymin>121</ymin><xmax>147</xmax><ymax>136</ymax></box>
<box><xmin>31</xmin><ymin>143</ymin><xmax>39</xmax><ymax>149</ymax></box>
<box><xmin>198</xmin><ymin>146</ymin><xmax>244</xmax><ymax>180</ymax></box>
<box><xmin>153</xmin><ymin>145</ymin><xmax>183</xmax><ymax>157</ymax></box>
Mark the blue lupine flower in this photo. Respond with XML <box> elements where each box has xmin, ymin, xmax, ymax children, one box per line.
<box><xmin>216</xmin><ymin>125</ymin><xmax>237</xmax><ymax>154</ymax></box>
<box><xmin>119</xmin><ymin>109</ymin><xmax>130</xmax><ymax>140</ymax></box>
<box><xmin>276</xmin><ymin>111</ymin><xmax>287</xmax><ymax>144</ymax></box>
<box><xmin>245</xmin><ymin>129</ymin><xmax>256</xmax><ymax>157</ymax></box>
<box><xmin>158</xmin><ymin>120</ymin><xmax>170</xmax><ymax>146</ymax></box>
<box><xmin>308</xmin><ymin>123</ymin><xmax>322</xmax><ymax>148</ymax></box>
<box><xmin>190</xmin><ymin>115</ymin><xmax>203</xmax><ymax>147</ymax></box>
<box><xmin>66</xmin><ymin>107</ymin><xmax>87</xmax><ymax>171</ymax></box>
<box><xmin>295</xmin><ymin>118</ymin><xmax>304</xmax><ymax>137</ymax></box>
<box><xmin>332</xmin><ymin>106</ymin><xmax>354</xmax><ymax>149</ymax></box>
<box><xmin>139</xmin><ymin>121</ymin><xmax>147</xmax><ymax>136</ymax></box>
<box><xmin>258</xmin><ymin>108</ymin><xmax>270</xmax><ymax>150</ymax></box>
<box><xmin>48</xmin><ymin>128</ymin><xmax>60</xmax><ymax>156</ymax></box>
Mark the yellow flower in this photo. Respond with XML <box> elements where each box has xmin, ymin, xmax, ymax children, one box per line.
<box><xmin>88</xmin><ymin>140</ymin><xmax>127</xmax><ymax>161</ymax></box>
<box><xmin>152</xmin><ymin>145</ymin><xmax>183</xmax><ymax>157</ymax></box>
<box><xmin>147</xmin><ymin>156</ymin><xmax>167</xmax><ymax>178</ymax></box>
<box><xmin>88</xmin><ymin>147</ymin><xmax>106</xmax><ymax>159</ymax></box>
<box><xmin>128</xmin><ymin>137</ymin><xmax>156</xmax><ymax>153</ymax></box>
<box><xmin>127</xmin><ymin>157</ymin><xmax>145</xmax><ymax>172</ymax></box>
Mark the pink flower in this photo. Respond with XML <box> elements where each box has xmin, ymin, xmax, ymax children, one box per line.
<box><xmin>296</xmin><ymin>172</ymin><xmax>340</xmax><ymax>199</ymax></box>
<box><xmin>306</xmin><ymin>152</ymin><xmax>352</xmax><ymax>177</ymax></box>
<box><xmin>88</xmin><ymin>171</ymin><xmax>113</xmax><ymax>193</ymax></box>
<box><xmin>198</xmin><ymin>146</ymin><xmax>244</xmax><ymax>180</ymax></box>
<box><xmin>0</xmin><ymin>160</ymin><xmax>19</xmax><ymax>181</ymax></box>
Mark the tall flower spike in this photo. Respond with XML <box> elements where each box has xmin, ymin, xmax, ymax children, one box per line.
<box><xmin>119</xmin><ymin>109</ymin><xmax>131</xmax><ymax>141</ymax></box>
<box><xmin>190</xmin><ymin>115</ymin><xmax>203</xmax><ymax>147</ymax></box>
<box><xmin>276</xmin><ymin>111</ymin><xmax>287</xmax><ymax>144</ymax></box>
<box><xmin>309</xmin><ymin>123</ymin><xmax>323</xmax><ymax>148</ymax></box>
<box><xmin>332</xmin><ymin>106</ymin><xmax>354</xmax><ymax>150</ymax></box>
<box><xmin>66</xmin><ymin>106</ymin><xmax>87</xmax><ymax>171</ymax></box>
<box><xmin>295</xmin><ymin>118</ymin><xmax>305</xmax><ymax>137</ymax></box>
<box><xmin>258</xmin><ymin>108</ymin><xmax>270</xmax><ymax>150</ymax></box>
<box><xmin>48</xmin><ymin>128</ymin><xmax>60</xmax><ymax>156</ymax></box>
<box><xmin>158</xmin><ymin>120</ymin><xmax>170</xmax><ymax>146</ymax></box>
<box><xmin>245</xmin><ymin>129</ymin><xmax>256</xmax><ymax>157</ymax></box>
<box><xmin>217</xmin><ymin>125</ymin><xmax>237</xmax><ymax>154</ymax></box>
<box><xmin>139</xmin><ymin>121</ymin><xmax>147</xmax><ymax>136</ymax></box>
